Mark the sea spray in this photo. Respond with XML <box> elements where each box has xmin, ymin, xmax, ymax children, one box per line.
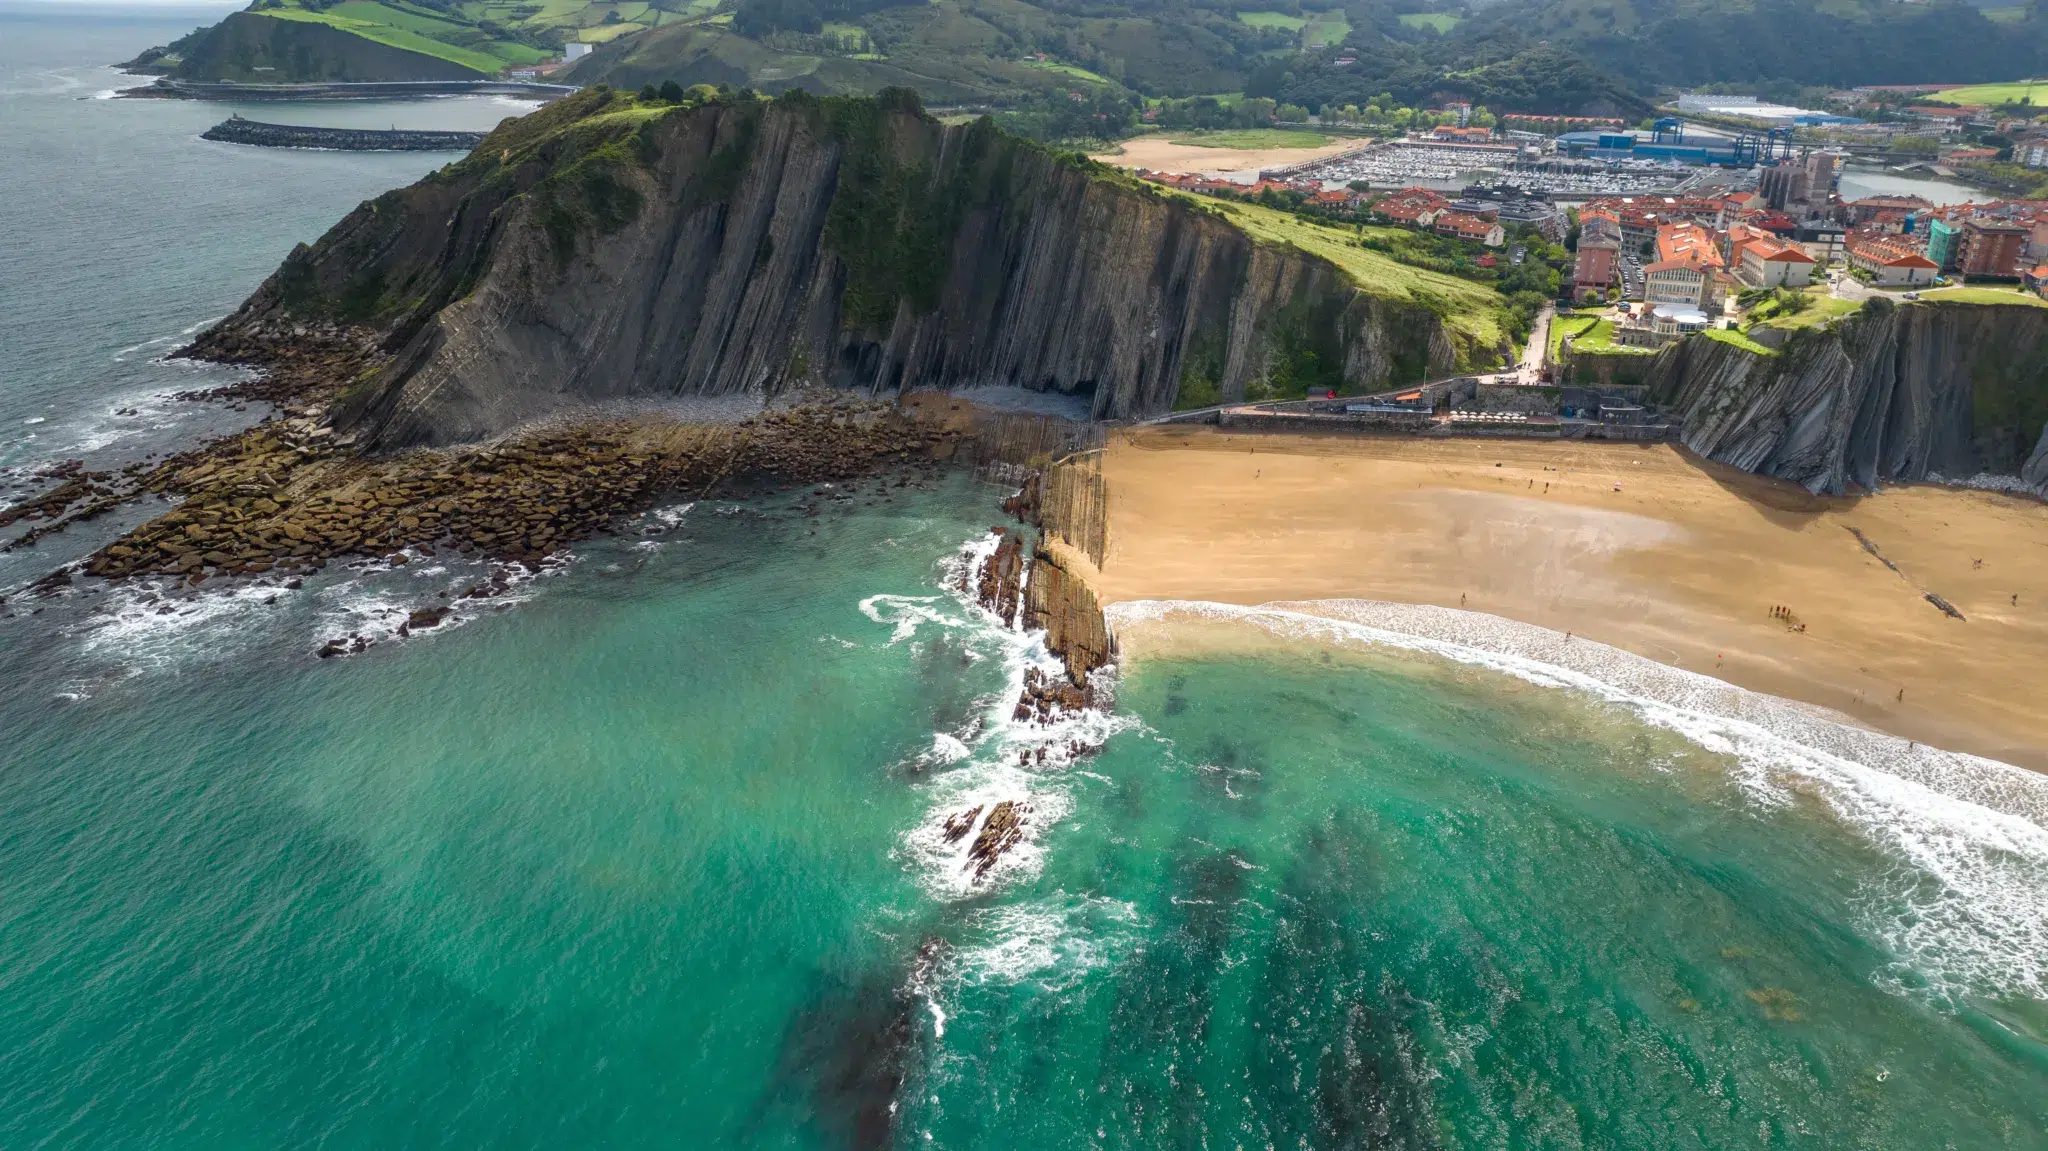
<box><xmin>875</xmin><ymin>531</ymin><xmax>1132</xmax><ymax>901</ymax></box>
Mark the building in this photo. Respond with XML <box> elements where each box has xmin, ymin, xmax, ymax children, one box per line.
<box><xmin>1434</xmin><ymin>211</ymin><xmax>1506</xmax><ymax>247</ymax></box>
<box><xmin>1645</xmin><ymin>260</ymin><xmax>1711</xmax><ymax>308</ymax></box>
<box><xmin>1846</xmin><ymin>195</ymin><xmax>1935</xmax><ymax>224</ymax></box>
<box><xmin>1657</xmin><ymin>221</ymin><xmax>1723</xmax><ymax>268</ymax></box>
<box><xmin>1716</xmin><ymin>190</ymin><xmax>1765</xmax><ymax>227</ymax></box>
<box><xmin>1736</xmin><ymin>233</ymin><xmax>1817</xmax><ymax>288</ymax></box>
<box><xmin>1373</xmin><ymin>187</ymin><xmax>1449</xmax><ymax>228</ymax></box>
<box><xmin>1793</xmin><ymin>223</ymin><xmax>1846</xmax><ymax>266</ymax></box>
<box><xmin>1924</xmin><ymin>217</ymin><xmax>1960</xmax><ymax>270</ymax></box>
<box><xmin>1614</xmin><ymin>303</ymin><xmax>1713</xmax><ymax>347</ymax></box>
<box><xmin>1430</xmin><ymin>125</ymin><xmax>1493</xmax><ymax>143</ymax></box>
<box><xmin>1485</xmin><ymin>199</ymin><xmax>1563</xmax><ymax>242</ymax></box>
<box><xmin>1804</xmin><ymin>150</ymin><xmax>1841</xmax><ymax>195</ymax></box>
<box><xmin>1847</xmin><ymin>236</ymin><xmax>1940</xmax><ymax>286</ymax></box>
<box><xmin>1758</xmin><ymin>163</ymin><xmax>1810</xmax><ymax>212</ymax></box>
<box><xmin>1943</xmin><ymin>147</ymin><xmax>2000</xmax><ymax>164</ymax></box>
<box><xmin>1572</xmin><ymin>215</ymin><xmax>1621</xmax><ymax>301</ymax></box>
<box><xmin>1956</xmin><ymin>218</ymin><xmax>2028</xmax><ymax>277</ymax></box>
<box><xmin>563</xmin><ymin>41</ymin><xmax>593</xmax><ymax>61</ymax></box>
<box><xmin>2015</xmin><ymin>133</ymin><xmax>2048</xmax><ymax>169</ymax></box>
<box><xmin>1641</xmin><ymin>222</ymin><xmax>1726</xmax><ymax>309</ymax></box>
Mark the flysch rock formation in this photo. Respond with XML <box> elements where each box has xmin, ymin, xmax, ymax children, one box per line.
<box><xmin>1642</xmin><ymin>297</ymin><xmax>2048</xmax><ymax>495</ymax></box>
<box><xmin>188</xmin><ymin>88</ymin><xmax>1473</xmax><ymax>450</ymax></box>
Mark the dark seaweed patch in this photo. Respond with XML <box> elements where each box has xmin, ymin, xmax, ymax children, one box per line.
<box><xmin>771</xmin><ymin>940</ymin><xmax>941</xmax><ymax>1150</ymax></box>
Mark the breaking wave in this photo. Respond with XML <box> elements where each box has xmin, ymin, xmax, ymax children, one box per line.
<box><xmin>1108</xmin><ymin>597</ymin><xmax>2048</xmax><ymax>1007</ymax></box>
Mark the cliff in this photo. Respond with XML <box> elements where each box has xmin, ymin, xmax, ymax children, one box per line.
<box><xmin>1642</xmin><ymin>299</ymin><xmax>2048</xmax><ymax>495</ymax></box>
<box><xmin>189</xmin><ymin>88</ymin><xmax>1498</xmax><ymax>448</ymax></box>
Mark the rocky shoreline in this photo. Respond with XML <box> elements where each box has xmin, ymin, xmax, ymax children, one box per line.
<box><xmin>1</xmin><ymin>320</ymin><xmax>970</xmax><ymax>608</ymax></box>
<box><xmin>935</xmin><ymin>508</ymin><xmax>1119</xmax><ymax>883</ymax></box>
<box><xmin>2</xmin><ymin>317</ymin><xmax>1122</xmax><ymax>885</ymax></box>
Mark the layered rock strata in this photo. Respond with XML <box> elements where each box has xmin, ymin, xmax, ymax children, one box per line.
<box><xmin>192</xmin><ymin>88</ymin><xmax>1477</xmax><ymax>448</ymax></box>
<box><xmin>77</xmin><ymin>401</ymin><xmax>960</xmax><ymax>583</ymax></box>
<box><xmin>1644</xmin><ymin>299</ymin><xmax>2048</xmax><ymax>495</ymax></box>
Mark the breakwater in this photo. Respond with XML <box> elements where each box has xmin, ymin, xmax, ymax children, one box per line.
<box><xmin>201</xmin><ymin>116</ymin><xmax>483</xmax><ymax>152</ymax></box>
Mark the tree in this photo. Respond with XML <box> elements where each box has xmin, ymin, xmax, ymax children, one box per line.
<box><xmin>659</xmin><ymin>79</ymin><xmax>684</xmax><ymax>102</ymax></box>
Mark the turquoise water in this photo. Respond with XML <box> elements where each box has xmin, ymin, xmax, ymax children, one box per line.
<box><xmin>3</xmin><ymin>7</ymin><xmax>2046</xmax><ymax>1148</ymax></box>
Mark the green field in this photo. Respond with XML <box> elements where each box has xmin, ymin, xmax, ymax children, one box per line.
<box><xmin>1397</xmin><ymin>12</ymin><xmax>1461</xmax><ymax>32</ymax></box>
<box><xmin>1549</xmin><ymin>312</ymin><xmax>1599</xmax><ymax>358</ymax></box>
<box><xmin>260</xmin><ymin>4</ymin><xmax>529</xmax><ymax>72</ymax></box>
<box><xmin>1983</xmin><ymin>5</ymin><xmax>2029</xmax><ymax>21</ymax></box>
<box><xmin>1236</xmin><ymin>10</ymin><xmax>1306</xmax><ymax>30</ymax></box>
<box><xmin>1754</xmin><ymin>291</ymin><xmax>1861</xmax><ymax>330</ymax></box>
<box><xmin>1927</xmin><ymin>79</ymin><xmax>2048</xmax><ymax>105</ymax></box>
<box><xmin>1703</xmin><ymin>327</ymin><xmax>1778</xmax><ymax>355</ymax></box>
<box><xmin>1168</xmin><ymin>128</ymin><xmax>1330</xmax><ymax>148</ymax></box>
<box><xmin>1561</xmin><ymin>317</ymin><xmax>1659</xmax><ymax>354</ymax></box>
<box><xmin>1023</xmin><ymin>59</ymin><xmax>1112</xmax><ymax>84</ymax></box>
<box><xmin>1180</xmin><ymin>194</ymin><xmax>1508</xmax><ymax>352</ymax></box>
<box><xmin>1301</xmin><ymin>14</ymin><xmax>1349</xmax><ymax>45</ymax></box>
<box><xmin>1917</xmin><ymin>285</ymin><xmax>2048</xmax><ymax>306</ymax></box>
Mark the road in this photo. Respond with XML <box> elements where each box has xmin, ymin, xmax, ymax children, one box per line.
<box><xmin>1519</xmin><ymin>303</ymin><xmax>1554</xmax><ymax>380</ymax></box>
<box><xmin>1831</xmin><ymin>274</ymin><xmax>1877</xmax><ymax>303</ymax></box>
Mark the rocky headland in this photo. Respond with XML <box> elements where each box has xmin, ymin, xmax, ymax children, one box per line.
<box><xmin>1641</xmin><ymin>297</ymin><xmax>2048</xmax><ymax>496</ymax></box>
<box><xmin>189</xmin><ymin>85</ymin><xmax>1494</xmax><ymax>450</ymax></box>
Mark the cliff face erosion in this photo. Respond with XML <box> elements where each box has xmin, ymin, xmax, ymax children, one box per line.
<box><xmin>192</xmin><ymin>89</ymin><xmax>1480</xmax><ymax>448</ymax></box>
<box><xmin>1643</xmin><ymin>299</ymin><xmax>2048</xmax><ymax>495</ymax></box>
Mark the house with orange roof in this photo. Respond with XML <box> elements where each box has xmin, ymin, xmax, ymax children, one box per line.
<box><xmin>1735</xmin><ymin>232</ymin><xmax>1817</xmax><ymax>288</ymax></box>
<box><xmin>1846</xmin><ymin>235</ymin><xmax>1939</xmax><ymax>286</ymax></box>
<box><xmin>1644</xmin><ymin>223</ymin><xmax>1727</xmax><ymax>310</ymax></box>
<box><xmin>1373</xmin><ymin>188</ymin><xmax>1450</xmax><ymax>228</ymax></box>
<box><xmin>1433</xmin><ymin>211</ymin><xmax>1506</xmax><ymax>247</ymax></box>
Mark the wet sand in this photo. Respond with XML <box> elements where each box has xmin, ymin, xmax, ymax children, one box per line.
<box><xmin>1089</xmin><ymin>135</ymin><xmax>1368</xmax><ymax>178</ymax></box>
<box><xmin>1078</xmin><ymin>427</ymin><xmax>2048</xmax><ymax>770</ymax></box>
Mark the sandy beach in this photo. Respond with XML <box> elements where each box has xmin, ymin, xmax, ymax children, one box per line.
<box><xmin>1090</xmin><ymin>135</ymin><xmax>1367</xmax><ymax>178</ymax></box>
<box><xmin>1076</xmin><ymin>426</ymin><xmax>2048</xmax><ymax>770</ymax></box>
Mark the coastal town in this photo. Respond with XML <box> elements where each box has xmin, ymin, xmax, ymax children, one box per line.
<box><xmin>1131</xmin><ymin>106</ymin><xmax>2048</xmax><ymax>358</ymax></box>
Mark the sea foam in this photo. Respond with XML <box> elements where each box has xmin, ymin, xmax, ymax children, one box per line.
<box><xmin>1108</xmin><ymin>598</ymin><xmax>2048</xmax><ymax>1007</ymax></box>
<box><xmin>877</xmin><ymin>533</ymin><xmax>1136</xmax><ymax>903</ymax></box>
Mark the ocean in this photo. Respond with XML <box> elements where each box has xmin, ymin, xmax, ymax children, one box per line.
<box><xmin>2</xmin><ymin>7</ymin><xmax>2045</xmax><ymax>1148</ymax></box>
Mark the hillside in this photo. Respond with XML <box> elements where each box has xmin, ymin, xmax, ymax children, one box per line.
<box><xmin>133</xmin><ymin>0</ymin><xmax>2038</xmax><ymax>114</ymax></box>
<box><xmin>188</xmin><ymin>88</ymin><xmax>1512</xmax><ymax>444</ymax></box>
<box><xmin>1503</xmin><ymin>0</ymin><xmax>2048</xmax><ymax>88</ymax></box>
<box><xmin>124</xmin><ymin>0</ymin><xmax>654</xmax><ymax>81</ymax></box>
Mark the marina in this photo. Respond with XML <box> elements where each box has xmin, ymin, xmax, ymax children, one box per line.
<box><xmin>1280</xmin><ymin>138</ymin><xmax>1709</xmax><ymax>196</ymax></box>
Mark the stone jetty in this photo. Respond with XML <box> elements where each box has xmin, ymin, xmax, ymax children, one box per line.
<box><xmin>202</xmin><ymin>115</ymin><xmax>485</xmax><ymax>152</ymax></box>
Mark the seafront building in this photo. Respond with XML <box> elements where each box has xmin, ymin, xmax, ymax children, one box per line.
<box><xmin>1846</xmin><ymin>235</ymin><xmax>1940</xmax><ymax>286</ymax></box>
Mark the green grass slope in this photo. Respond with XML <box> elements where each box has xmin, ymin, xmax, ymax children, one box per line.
<box><xmin>148</xmin><ymin>9</ymin><xmax>499</xmax><ymax>80</ymax></box>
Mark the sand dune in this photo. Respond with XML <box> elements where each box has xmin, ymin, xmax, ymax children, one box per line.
<box><xmin>1077</xmin><ymin>426</ymin><xmax>2048</xmax><ymax>770</ymax></box>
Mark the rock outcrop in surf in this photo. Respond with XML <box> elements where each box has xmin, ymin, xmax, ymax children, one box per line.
<box><xmin>1641</xmin><ymin>297</ymin><xmax>2048</xmax><ymax>495</ymax></box>
<box><xmin>187</xmin><ymin>87</ymin><xmax>1473</xmax><ymax>448</ymax></box>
